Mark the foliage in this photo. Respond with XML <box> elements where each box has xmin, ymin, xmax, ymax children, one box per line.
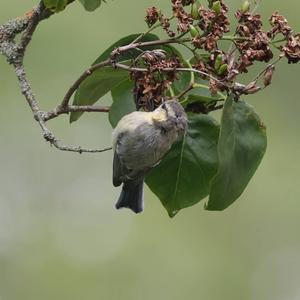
<box><xmin>28</xmin><ymin>0</ymin><xmax>300</xmax><ymax>215</ymax></box>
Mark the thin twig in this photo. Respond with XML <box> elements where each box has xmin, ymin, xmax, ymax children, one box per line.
<box><xmin>175</xmin><ymin>84</ymin><xmax>194</xmax><ymax>99</ymax></box>
<box><xmin>110</xmin><ymin>37</ymin><xmax>191</xmax><ymax>60</ymax></box>
<box><xmin>114</xmin><ymin>63</ymin><xmax>229</xmax><ymax>88</ymax></box>
<box><xmin>51</xmin><ymin>143</ymin><xmax>112</xmax><ymax>153</ymax></box>
<box><xmin>44</xmin><ymin>105</ymin><xmax>110</xmax><ymax>121</ymax></box>
<box><xmin>208</xmin><ymin>104</ymin><xmax>224</xmax><ymax>112</ymax></box>
<box><xmin>38</xmin><ymin>119</ymin><xmax>112</xmax><ymax>153</ymax></box>
<box><xmin>251</xmin><ymin>56</ymin><xmax>282</xmax><ymax>84</ymax></box>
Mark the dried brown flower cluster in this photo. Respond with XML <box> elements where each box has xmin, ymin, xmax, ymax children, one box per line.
<box><xmin>145</xmin><ymin>7</ymin><xmax>176</xmax><ymax>37</ymax></box>
<box><xmin>132</xmin><ymin>51</ymin><xmax>182</xmax><ymax>110</ymax></box>
<box><xmin>235</xmin><ymin>10</ymin><xmax>273</xmax><ymax>72</ymax></box>
<box><xmin>160</xmin><ymin>15</ymin><xmax>176</xmax><ymax>38</ymax></box>
<box><xmin>283</xmin><ymin>34</ymin><xmax>300</xmax><ymax>64</ymax></box>
<box><xmin>172</xmin><ymin>0</ymin><xmax>193</xmax><ymax>33</ymax></box>
<box><xmin>194</xmin><ymin>1</ymin><xmax>230</xmax><ymax>50</ymax></box>
<box><xmin>145</xmin><ymin>7</ymin><xmax>160</xmax><ymax>27</ymax></box>
<box><xmin>141</xmin><ymin>0</ymin><xmax>300</xmax><ymax>109</ymax></box>
<box><xmin>268</xmin><ymin>12</ymin><xmax>292</xmax><ymax>38</ymax></box>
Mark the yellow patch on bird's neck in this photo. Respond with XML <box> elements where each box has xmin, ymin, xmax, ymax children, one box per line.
<box><xmin>151</xmin><ymin>110</ymin><xmax>167</xmax><ymax>122</ymax></box>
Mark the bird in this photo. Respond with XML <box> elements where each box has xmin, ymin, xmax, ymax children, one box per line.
<box><xmin>112</xmin><ymin>99</ymin><xmax>188</xmax><ymax>213</ymax></box>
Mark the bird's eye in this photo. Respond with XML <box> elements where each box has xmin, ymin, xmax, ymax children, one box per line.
<box><xmin>161</xmin><ymin>103</ymin><xmax>167</xmax><ymax>111</ymax></box>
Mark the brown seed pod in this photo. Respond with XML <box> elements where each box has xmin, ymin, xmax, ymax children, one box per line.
<box><xmin>263</xmin><ymin>66</ymin><xmax>275</xmax><ymax>87</ymax></box>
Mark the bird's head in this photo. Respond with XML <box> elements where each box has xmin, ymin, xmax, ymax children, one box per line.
<box><xmin>152</xmin><ymin>99</ymin><xmax>188</xmax><ymax>134</ymax></box>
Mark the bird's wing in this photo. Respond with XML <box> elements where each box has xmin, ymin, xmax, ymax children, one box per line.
<box><xmin>113</xmin><ymin>148</ymin><xmax>125</xmax><ymax>187</ymax></box>
<box><xmin>113</xmin><ymin>132</ymin><xmax>134</xmax><ymax>187</ymax></box>
<box><xmin>113</xmin><ymin>146</ymin><xmax>145</xmax><ymax>186</ymax></box>
<box><xmin>113</xmin><ymin>122</ymin><xmax>162</xmax><ymax>186</ymax></box>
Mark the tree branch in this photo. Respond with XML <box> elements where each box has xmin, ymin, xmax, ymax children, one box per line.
<box><xmin>110</xmin><ymin>37</ymin><xmax>191</xmax><ymax>61</ymax></box>
<box><xmin>175</xmin><ymin>84</ymin><xmax>194</xmax><ymax>99</ymax></box>
<box><xmin>0</xmin><ymin>2</ymin><xmax>112</xmax><ymax>154</ymax></box>
<box><xmin>44</xmin><ymin>105</ymin><xmax>110</xmax><ymax>121</ymax></box>
<box><xmin>114</xmin><ymin>63</ymin><xmax>230</xmax><ymax>88</ymax></box>
<box><xmin>19</xmin><ymin>1</ymin><xmax>44</xmax><ymax>53</ymax></box>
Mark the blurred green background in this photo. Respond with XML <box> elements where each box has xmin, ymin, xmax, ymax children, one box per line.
<box><xmin>0</xmin><ymin>1</ymin><xmax>300</xmax><ymax>299</ymax></box>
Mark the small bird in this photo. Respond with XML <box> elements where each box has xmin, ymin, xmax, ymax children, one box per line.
<box><xmin>112</xmin><ymin>99</ymin><xmax>188</xmax><ymax>213</ymax></box>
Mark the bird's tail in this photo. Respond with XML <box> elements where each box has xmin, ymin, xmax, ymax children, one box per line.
<box><xmin>115</xmin><ymin>181</ymin><xmax>144</xmax><ymax>213</ymax></box>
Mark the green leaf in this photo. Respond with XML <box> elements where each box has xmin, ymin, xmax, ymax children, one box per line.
<box><xmin>146</xmin><ymin>114</ymin><xmax>220</xmax><ymax>217</ymax></box>
<box><xmin>79</xmin><ymin>0</ymin><xmax>102</xmax><ymax>12</ymax></box>
<box><xmin>109</xmin><ymin>80</ymin><xmax>136</xmax><ymax>128</ymax></box>
<box><xmin>43</xmin><ymin>0</ymin><xmax>68</xmax><ymax>12</ymax></box>
<box><xmin>70</xmin><ymin>67</ymin><xmax>128</xmax><ymax>123</ymax></box>
<box><xmin>206</xmin><ymin>95</ymin><xmax>267</xmax><ymax>211</ymax></box>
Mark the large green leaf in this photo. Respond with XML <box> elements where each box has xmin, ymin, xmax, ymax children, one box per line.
<box><xmin>70</xmin><ymin>67</ymin><xmax>128</xmax><ymax>123</ymax></box>
<box><xmin>79</xmin><ymin>0</ymin><xmax>102</xmax><ymax>11</ymax></box>
<box><xmin>206</xmin><ymin>95</ymin><xmax>267</xmax><ymax>211</ymax></box>
<box><xmin>43</xmin><ymin>0</ymin><xmax>68</xmax><ymax>12</ymax></box>
<box><xmin>109</xmin><ymin>79</ymin><xmax>136</xmax><ymax>128</ymax></box>
<box><xmin>146</xmin><ymin>114</ymin><xmax>220</xmax><ymax>217</ymax></box>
